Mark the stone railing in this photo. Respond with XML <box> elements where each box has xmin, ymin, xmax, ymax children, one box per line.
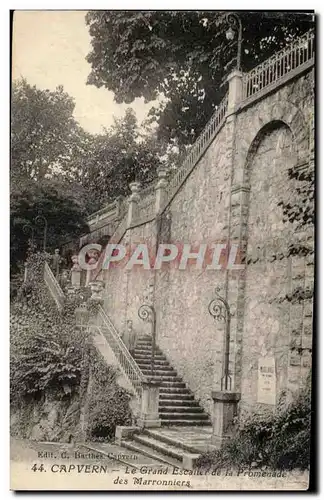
<box><xmin>44</xmin><ymin>261</ymin><xmax>65</xmax><ymax>311</ymax></box>
<box><xmin>86</xmin><ymin>197</ymin><xmax>125</xmax><ymax>227</ymax></box>
<box><xmin>242</xmin><ymin>30</ymin><xmax>314</xmax><ymax>100</ymax></box>
<box><xmin>163</xmin><ymin>92</ymin><xmax>228</xmax><ymax>209</ymax></box>
<box><xmin>96</xmin><ymin>305</ymin><xmax>145</xmax><ymax>401</ymax></box>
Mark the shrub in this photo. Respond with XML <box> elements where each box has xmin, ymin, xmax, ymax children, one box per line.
<box><xmin>196</xmin><ymin>377</ymin><xmax>311</xmax><ymax>471</ymax></box>
<box><xmin>11</xmin><ymin>255</ymin><xmax>132</xmax><ymax>441</ymax></box>
<box><xmin>86</xmin><ymin>347</ymin><xmax>132</xmax><ymax>441</ymax></box>
<box><xmin>10</xmin><ymin>252</ymin><xmax>91</xmax><ymax>403</ymax></box>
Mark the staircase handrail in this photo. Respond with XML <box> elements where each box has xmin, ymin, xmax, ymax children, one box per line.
<box><xmin>44</xmin><ymin>261</ymin><xmax>65</xmax><ymax>311</ymax></box>
<box><xmin>95</xmin><ymin>305</ymin><xmax>145</xmax><ymax>400</ymax></box>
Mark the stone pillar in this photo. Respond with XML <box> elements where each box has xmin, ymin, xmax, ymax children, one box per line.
<box><xmin>227</xmin><ymin>69</ymin><xmax>243</xmax><ymax>114</ymax></box>
<box><xmin>70</xmin><ymin>254</ymin><xmax>81</xmax><ymax>289</ymax></box>
<box><xmin>211</xmin><ymin>391</ymin><xmax>241</xmax><ymax>448</ymax></box>
<box><xmin>85</xmin><ymin>269</ymin><xmax>92</xmax><ymax>287</ymax></box>
<box><xmin>155</xmin><ymin>165</ymin><xmax>168</xmax><ymax>214</ymax></box>
<box><xmin>71</xmin><ymin>269</ymin><xmax>81</xmax><ymax>288</ymax></box>
<box><xmin>75</xmin><ymin>303</ymin><xmax>90</xmax><ymax>328</ymax></box>
<box><xmin>89</xmin><ymin>280</ymin><xmax>105</xmax><ymax>303</ymax></box>
<box><xmin>115</xmin><ymin>196</ymin><xmax>123</xmax><ymax>218</ymax></box>
<box><xmin>138</xmin><ymin>379</ymin><xmax>161</xmax><ymax>428</ymax></box>
<box><xmin>127</xmin><ymin>181</ymin><xmax>141</xmax><ymax>227</ymax></box>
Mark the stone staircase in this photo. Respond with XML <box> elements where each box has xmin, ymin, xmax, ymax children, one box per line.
<box><xmin>132</xmin><ymin>336</ymin><xmax>211</xmax><ymax>427</ymax></box>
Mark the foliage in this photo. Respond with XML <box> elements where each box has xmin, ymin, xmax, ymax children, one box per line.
<box><xmin>196</xmin><ymin>377</ymin><xmax>311</xmax><ymax>471</ymax></box>
<box><xmin>86</xmin><ymin>346</ymin><xmax>132</xmax><ymax>441</ymax></box>
<box><xmin>10</xmin><ymin>253</ymin><xmax>89</xmax><ymax>403</ymax></box>
<box><xmin>11</xmin><ymin>78</ymin><xmax>86</xmax><ymax>182</ymax></box>
<box><xmin>85</xmin><ymin>11</ymin><xmax>313</xmax><ymax>147</ymax></box>
<box><xmin>278</xmin><ymin>166</ymin><xmax>314</xmax><ymax>259</ymax></box>
<box><xmin>11</xmin><ymin>77</ymin><xmax>175</xmax><ymax>228</ymax></box>
<box><xmin>75</xmin><ymin>108</ymin><xmax>176</xmax><ymax>209</ymax></box>
<box><xmin>11</xmin><ymin>252</ymin><xmax>132</xmax><ymax>441</ymax></box>
<box><xmin>10</xmin><ymin>177</ymin><xmax>89</xmax><ymax>274</ymax></box>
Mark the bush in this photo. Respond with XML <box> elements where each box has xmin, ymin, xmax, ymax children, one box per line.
<box><xmin>86</xmin><ymin>347</ymin><xmax>132</xmax><ymax>441</ymax></box>
<box><xmin>11</xmin><ymin>255</ymin><xmax>132</xmax><ymax>441</ymax></box>
<box><xmin>11</xmin><ymin>252</ymin><xmax>91</xmax><ymax>403</ymax></box>
<box><xmin>196</xmin><ymin>377</ymin><xmax>311</xmax><ymax>471</ymax></box>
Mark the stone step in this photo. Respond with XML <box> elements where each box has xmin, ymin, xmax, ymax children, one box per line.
<box><xmin>136</xmin><ymin>360</ymin><xmax>170</xmax><ymax>368</ymax></box>
<box><xmin>144</xmin><ymin>429</ymin><xmax>210</xmax><ymax>455</ymax></box>
<box><xmin>141</xmin><ymin>372</ymin><xmax>179</xmax><ymax>380</ymax></box>
<box><xmin>160</xmin><ymin>381</ymin><xmax>186</xmax><ymax>388</ymax></box>
<box><xmin>140</xmin><ymin>366</ymin><xmax>176</xmax><ymax>373</ymax></box>
<box><xmin>159</xmin><ymin>398</ymin><xmax>198</xmax><ymax>406</ymax></box>
<box><xmin>138</xmin><ymin>363</ymin><xmax>174</xmax><ymax>370</ymax></box>
<box><xmin>132</xmin><ymin>434</ymin><xmax>184</xmax><ymax>462</ymax></box>
<box><xmin>133</xmin><ymin>354</ymin><xmax>165</xmax><ymax>361</ymax></box>
<box><xmin>159</xmin><ymin>393</ymin><xmax>194</xmax><ymax>400</ymax></box>
<box><xmin>159</xmin><ymin>387</ymin><xmax>191</xmax><ymax>395</ymax></box>
<box><xmin>133</xmin><ymin>345</ymin><xmax>161</xmax><ymax>351</ymax></box>
<box><xmin>159</xmin><ymin>406</ymin><xmax>204</xmax><ymax>413</ymax></box>
<box><xmin>133</xmin><ymin>349</ymin><xmax>164</xmax><ymax>357</ymax></box>
<box><xmin>121</xmin><ymin>439</ymin><xmax>181</xmax><ymax>467</ymax></box>
<box><xmin>160</xmin><ymin>412</ymin><xmax>209</xmax><ymax>421</ymax></box>
<box><xmin>161</xmin><ymin>419</ymin><xmax>211</xmax><ymax>427</ymax></box>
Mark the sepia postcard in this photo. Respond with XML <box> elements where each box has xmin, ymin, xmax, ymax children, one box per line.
<box><xmin>10</xmin><ymin>9</ymin><xmax>315</xmax><ymax>491</ymax></box>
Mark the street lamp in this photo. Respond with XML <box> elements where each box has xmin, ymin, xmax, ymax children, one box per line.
<box><xmin>22</xmin><ymin>223</ymin><xmax>35</xmax><ymax>247</ymax></box>
<box><xmin>35</xmin><ymin>215</ymin><xmax>48</xmax><ymax>252</ymax></box>
<box><xmin>208</xmin><ymin>286</ymin><xmax>232</xmax><ymax>391</ymax></box>
<box><xmin>225</xmin><ymin>13</ymin><xmax>243</xmax><ymax>72</ymax></box>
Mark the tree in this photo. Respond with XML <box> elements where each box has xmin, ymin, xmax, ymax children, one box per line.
<box><xmin>11</xmin><ymin>78</ymin><xmax>85</xmax><ymax>182</ymax></box>
<box><xmin>85</xmin><ymin>11</ymin><xmax>313</xmax><ymax>148</ymax></box>
<box><xmin>10</xmin><ymin>178</ymin><xmax>89</xmax><ymax>274</ymax></box>
<box><xmin>77</xmin><ymin>108</ymin><xmax>175</xmax><ymax>208</ymax></box>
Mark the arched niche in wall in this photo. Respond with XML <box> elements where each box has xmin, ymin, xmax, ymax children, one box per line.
<box><xmin>239</xmin><ymin>119</ymin><xmax>299</xmax><ymax>408</ymax></box>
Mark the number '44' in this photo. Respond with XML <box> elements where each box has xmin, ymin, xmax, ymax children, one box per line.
<box><xmin>31</xmin><ymin>463</ymin><xmax>45</xmax><ymax>472</ymax></box>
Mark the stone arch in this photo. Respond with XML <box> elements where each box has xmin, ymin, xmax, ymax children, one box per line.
<box><xmin>243</xmin><ymin>99</ymin><xmax>309</xmax><ymax>179</ymax></box>
<box><xmin>243</xmin><ymin>119</ymin><xmax>297</xmax><ymax>186</ymax></box>
<box><xmin>238</xmin><ymin>118</ymin><xmax>298</xmax><ymax>409</ymax></box>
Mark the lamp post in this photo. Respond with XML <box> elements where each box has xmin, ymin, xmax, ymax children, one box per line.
<box><xmin>22</xmin><ymin>223</ymin><xmax>35</xmax><ymax>248</ymax></box>
<box><xmin>225</xmin><ymin>13</ymin><xmax>243</xmax><ymax>71</ymax></box>
<box><xmin>138</xmin><ymin>304</ymin><xmax>156</xmax><ymax>378</ymax></box>
<box><xmin>35</xmin><ymin>215</ymin><xmax>48</xmax><ymax>252</ymax></box>
<box><xmin>208</xmin><ymin>286</ymin><xmax>232</xmax><ymax>391</ymax></box>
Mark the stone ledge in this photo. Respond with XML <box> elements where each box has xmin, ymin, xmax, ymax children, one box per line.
<box><xmin>211</xmin><ymin>391</ymin><xmax>241</xmax><ymax>402</ymax></box>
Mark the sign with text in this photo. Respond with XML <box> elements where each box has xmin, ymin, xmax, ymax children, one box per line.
<box><xmin>257</xmin><ymin>356</ymin><xmax>276</xmax><ymax>405</ymax></box>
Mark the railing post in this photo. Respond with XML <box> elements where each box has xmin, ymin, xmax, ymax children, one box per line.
<box><xmin>71</xmin><ymin>254</ymin><xmax>81</xmax><ymax>289</ymax></box>
<box><xmin>138</xmin><ymin>378</ymin><xmax>161</xmax><ymax>428</ymax></box>
<box><xmin>127</xmin><ymin>181</ymin><xmax>141</xmax><ymax>227</ymax></box>
<box><xmin>227</xmin><ymin>69</ymin><xmax>243</xmax><ymax>113</ymax></box>
<box><xmin>115</xmin><ymin>196</ymin><xmax>123</xmax><ymax>218</ymax></box>
<box><xmin>155</xmin><ymin>165</ymin><xmax>168</xmax><ymax>214</ymax></box>
<box><xmin>89</xmin><ymin>280</ymin><xmax>105</xmax><ymax>304</ymax></box>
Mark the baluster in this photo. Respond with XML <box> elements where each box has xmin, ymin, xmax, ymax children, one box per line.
<box><xmin>253</xmin><ymin>72</ymin><xmax>257</xmax><ymax>94</ymax></box>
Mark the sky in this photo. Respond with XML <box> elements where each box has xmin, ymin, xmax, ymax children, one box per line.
<box><xmin>12</xmin><ymin>11</ymin><xmax>154</xmax><ymax>134</ymax></box>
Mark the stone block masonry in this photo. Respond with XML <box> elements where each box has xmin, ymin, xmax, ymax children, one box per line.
<box><xmin>99</xmin><ymin>44</ymin><xmax>314</xmax><ymax>418</ymax></box>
